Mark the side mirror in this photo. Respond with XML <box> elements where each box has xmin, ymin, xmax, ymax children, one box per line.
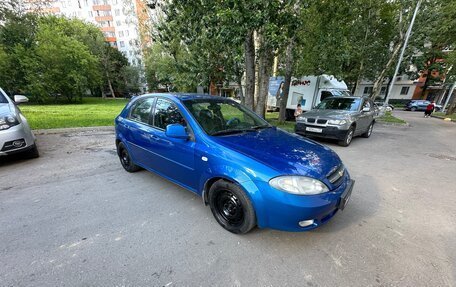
<box><xmin>362</xmin><ymin>107</ymin><xmax>370</xmax><ymax>112</ymax></box>
<box><xmin>165</xmin><ymin>124</ymin><xmax>188</xmax><ymax>139</ymax></box>
<box><xmin>14</xmin><ymin>95</ymin><xmax>29</xmax><ymax>104</ymax></box>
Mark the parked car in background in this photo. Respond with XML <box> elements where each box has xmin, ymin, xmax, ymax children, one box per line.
<box><xmin>405</xmin><ymin>100</ymin><xmax>442</xmax><ymax>111</ymax></box>
<box><xmin>374</xmin><ymin>101</ymin><xmax>394</xmax><ymax>111</ymax></box>
<box><xmin>115</xmin><ymin>94</ymin><xmax>354</xmax><ymax>234</ymax></box>
<box><xmin>0</xmin><ymin>88</ymin><xmax>39</xmax><ymax>158</ymax></box>
<box><xmin>295</xmin><ymin>96</ymin><xmax>376</xmax><ymax>146</ymax></box>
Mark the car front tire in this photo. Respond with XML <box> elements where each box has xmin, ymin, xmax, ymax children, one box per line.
<box><xmin>117</xmin><ymin>142</ymin><xmax>141</xmax><ymax>172</ymax></box>
<box><xmin>338</xmin><ymin>126</ymin><xmax>354</xmax><ymax>147</ymax></box>
<box><xmin>208</xmin><ymin>180</ymin><xmax>256</xmax><ymax>234</ymax></box>
<box><xmin>411</xmin><ymin>107</ymin><xmax>417</xmax><ymax>111</ymax></box>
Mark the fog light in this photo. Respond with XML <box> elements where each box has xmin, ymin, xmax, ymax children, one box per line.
<box><xmin>298</xmin><ymin>219</ymin><xmax>315</xmax><ymax>227</ymax></box>
<box><xmin>13</xmin><ymin>140</ymin><xmax>24</xmax><ymax>148</ymax></box>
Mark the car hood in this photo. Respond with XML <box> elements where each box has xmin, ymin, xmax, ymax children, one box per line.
<box><xmin>0</xmin><ymin>103</ymin><xmax>12</xmax><ymax>117</ymax></box>
<box><xmin>211</xmin><ymin>127</ymin><xmax>342</xmax><ymax>180</ymax></box>
<box><xmin>303</xmin><ymin>109</ymin><xmax>358</xmax><ymax>119</ymax></box>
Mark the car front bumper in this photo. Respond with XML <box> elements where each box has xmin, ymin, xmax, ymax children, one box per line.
<box><xmin>252</xmin><ymin>173</ymin><xmax>354</xmax><ymax>232</ymax></box>
<box><xmin>0</xmin><ymin>123</ymin><xmax>35</xmax><ymax>156</ymax></box>
<box><xmin>295</xmin><ymin>122</ymin><xmax>348</xmax><ymax>140</ymax></box>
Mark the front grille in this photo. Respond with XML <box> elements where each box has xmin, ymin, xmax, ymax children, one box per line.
<box><xmin>317</xmin><ymin>119</ymin><xmax>327</xmax><ymax>124</ymax></box>
<box><xmin>327</xmin><ymin>164</ymin><xmax>345</xmax><ymax>186</ymax></box>
<box><xmin>1</xmin><ymin>139</ymin><xmax>26</xmax><ymax>151</ymax></box>
<box><xmin>307</xmin><ymin>118</ymin><xmax>316</xmax><ymax>123</ymax></box>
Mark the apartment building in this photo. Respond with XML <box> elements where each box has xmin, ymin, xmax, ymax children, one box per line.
<box><xmin>21</xmin><ymin>0</ymin><xmax>153</xmax><ymax>68</ymax></box>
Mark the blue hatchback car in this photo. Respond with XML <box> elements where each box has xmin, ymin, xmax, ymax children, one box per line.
<box><xmin>115</xmin><ymin>94</ymin><xmax>354</xmax><ymax>234</ymax></box>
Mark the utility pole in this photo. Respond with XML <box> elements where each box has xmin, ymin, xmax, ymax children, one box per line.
<box><xmin>384</xmin><ymin>0</ymin><xmax>422</xmax><ymax>107</ymax></box>
<box><xmin>442</xmin><ymin>82</ymin><xmax>455</xmax><ymax>113</ymax></box>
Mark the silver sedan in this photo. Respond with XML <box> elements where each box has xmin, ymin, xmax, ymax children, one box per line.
<box><xmin>0</xmin><ymin>88</ymin><xmax>38</xmax><ymax>158</ymax></box>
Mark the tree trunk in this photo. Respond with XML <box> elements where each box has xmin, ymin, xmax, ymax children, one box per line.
<box><xmin>244</xmin><ymin>30</ymin><xmax>255</xmax><ymax>110</ymax></box>
<box><xmin>371</xmin><ymin>41</ymin><xmax>402</xmax><ymax>100</ymax></box>
<box><xmin>106</xmin><ymin>71</ymin><xmax>115</xmax><ymax>99</ymax></box>
<box><xmin>253</xmin><ymin>31</ymin><xmax>260</xmax><ymax>110</ymax></box>
<box><xmin>237</xmin><ymin>74</ymin><xmax>244</xmax><ymax>104</ymax></box>
<box><xmin>279</xmin><ymin>39</ymin><xmax>295</xmax><ymax>123</ymax></box>
<box><xmin>255</xmin><ymin>47</ymin><xmax>273</xmax><ymax>118</ymax></box>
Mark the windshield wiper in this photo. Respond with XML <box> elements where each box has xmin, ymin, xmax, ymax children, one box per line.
<box><xmin>211</xmin><ymin>128</ymin><xmax>256</xmax><ymax>136</ymax></box>
<box><xmin>251</xmin><ymin>125</ymin><xmax>272</xmax><ymax>130</ymax></box>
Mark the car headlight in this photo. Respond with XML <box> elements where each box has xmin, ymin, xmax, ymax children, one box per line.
<box><xmin>327</xmin><ymin>119</ymin><xmax>347</xmax><ymax>125</ymax></box>
<box><xmin>0</xmin><ymin>115</ymin><xmax>19</xmax><ymax>130</ymax></box>
<box><xmin>297</xmin><ymin>116</ymin><xmax>307</xmax><ymax>123</ymax></box>
<box><xmin>269</xmin><ymin>176</ymin><xmax>329</xmax><ymax>195</ymax></box>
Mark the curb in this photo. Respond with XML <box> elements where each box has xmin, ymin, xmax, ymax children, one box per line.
<box><xmin>376</xmin><ymin>121</ymin><xmax>410</xmax><ymax>127</ymax></box>
<box><xmin>33</xmin><ymin>126</ymin><xmax>115</xmax><ymax>135</ymax></box>
<box><xmin>430</xmin><ymin>115</ymin><xmax>456</xmax><ymax>122</ymax></box>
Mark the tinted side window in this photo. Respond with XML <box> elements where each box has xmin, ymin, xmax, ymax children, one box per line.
<box><xmin>362</xmin><ymin>99</ymin><xmax>371</xmax><ymax>110</ymax></box>
<box><xmin>129</xmin><ymin>97</ymin><xmax>154</xmax><ymax>124</ymax></box>
<box><xmin>153</xmin><ymin>98</ymin><xmax>186</xmax><ymax>130</ymax></box>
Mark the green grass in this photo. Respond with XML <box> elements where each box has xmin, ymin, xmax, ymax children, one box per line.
<box><xmin>20</xmin><ymin>97</ymin><xmax>298</xmax><ymax>131</ymax></box>
<box><xmin>433</xmin><ymin>112</ymin><xmax>456</xmax><ymax>121</ymax></box>
<box><xmin>20</xmin><ymin>97</ymin><xmax>128</xmax><ymax>129</ymax></box>
<box><xmin>377</xmin><ymin>111</ymin><xmax>407</xmax><ymax>124</ymax></box>
<box><xmin>265</xmin><ymin>112</ymin><xmax>295</xmax><ymax>132</ymax></box>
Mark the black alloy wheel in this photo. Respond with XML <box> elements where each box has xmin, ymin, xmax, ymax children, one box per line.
<box><xmin>208</xmin><ymin>180</ymin><xmax>256</xmax><ymax>234</ymax></box>
<box><xmin>117</xmin><ymin>142</ymin><xmax>141</xmax><ymax>172</ymax></box>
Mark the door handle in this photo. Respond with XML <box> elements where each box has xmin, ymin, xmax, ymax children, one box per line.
<box><xmin>149</xmin><ymin>134</ymin><xmax>159</xmax><ymax>140</ymax></box>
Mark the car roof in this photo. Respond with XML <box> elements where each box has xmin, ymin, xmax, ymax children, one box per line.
<box><xmin>140</xmin><ymin>93</ymin><xmax>228</xmax><ymax>102</ymax></box>
<box><xmin>326</xmin><ymin>96</ymin><xmax>366</xmax><ymax>100</ymax></box>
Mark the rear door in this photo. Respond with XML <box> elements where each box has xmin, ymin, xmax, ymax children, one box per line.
<box><xmin>124</xmin><ymin>97</ymin><xmax>156</xmax><ymax>168</ymax></box>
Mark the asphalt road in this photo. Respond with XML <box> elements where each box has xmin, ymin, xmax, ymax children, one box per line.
<box><xmin>1</xmin><ymin>111</ymin><xmax>455</xmax><ymax>287</ymax></box>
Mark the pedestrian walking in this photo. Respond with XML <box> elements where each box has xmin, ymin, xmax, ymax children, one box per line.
<box><xmin>294</xmin><ymin>104</ymin><xmax>303</xmax><ymax>119</ymax></box>
<box><xmin>424</xmin><ymin>101</ymin><xmax>435</xmax><ymax>118</ymax></box>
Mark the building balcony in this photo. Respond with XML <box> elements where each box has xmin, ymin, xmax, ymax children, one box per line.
<box><xmin>100</xmin><ymin>26</ymin><xmax>115</xmax><ymax>32</ymax></box>
<box><xmin>92</xmin><ymin>5</ymin><xmax>111</xmax><ymax>11</ymax></box>
<box><xmin>95</xmin><ymin>15</ymin><xmax>113</xmax><ymax>22</ymax></box>
<box><xmin>105</xmin><ymin>37</ymin><xmax>117</xmax><ymax>42</ymax></box>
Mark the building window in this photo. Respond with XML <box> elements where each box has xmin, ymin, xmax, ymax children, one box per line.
<box><xmin>363</xmin><ymin>87</ymin><xmax>373</xmax><ymax>95</ymax></box>
<box><xmin>115</xmin><ymin>9</ymin><xmax>120</xmax><ymax>16</ymax></box>
<box><xmin>88</xmin><ymin>11</ymin><xmax>93</xmax><ymax>17</ymax></box>
<box><xmin>400</xmin><ymin>87</ymin><xmax>409</xmax><ymax>95</ymax></box>
<box><xmin>380</xmin><ymin>87</ymin><xmax>386</xmax><ymax>95</ymax></box>
<box><xmin>124</xmin><ymin>30</ymin><xmax>129</xmax><ymax>36</ymax></box>
<box><xmin>119</xmin><ymin>41</ymin><xmax>125</xmax><ymax>48</ymax></box>
<box><xmin>118</xmin><ymin>31</ymin><xmax>124</xmax><ymax>37</ymax></box>
<box><xmin>116</xmin><ymin>20</ymin><xmax>121</xmax><ymax>26</ymax></box>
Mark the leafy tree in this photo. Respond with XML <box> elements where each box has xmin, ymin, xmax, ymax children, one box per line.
<box><xmin>404</xmin><ymin>0</ymin><xmax>456</xmax><ymax>99</ymax></box>
<box><xmin>22</xmin><ymin>19</ymin><xmax>101</xmax><ymax>102</ymax></box>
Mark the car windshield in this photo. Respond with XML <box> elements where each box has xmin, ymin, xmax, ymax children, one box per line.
<box><xmin>316</xmin><ymin>97</ymin><xmax>360</xmax><ymax>111</ymax></box>
<box><xmin>0</xmin><ymin>89</ymin><xmax>8</xmax><ymax>103</ymax></box>
<box><xmin>183</xmin><ymin>98</ymin><xmax>270</xmax><ymax>136</ymax></box>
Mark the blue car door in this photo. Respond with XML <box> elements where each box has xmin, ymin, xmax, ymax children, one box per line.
<box><xmin>124</xmin><ymin>97</ymin><xmax>156</xmax><ymax>167</ymax></box>
<box><xmin>148</xmin><ymin>98</ymin><xmax>198</xmax><ymax>191</ymax></box>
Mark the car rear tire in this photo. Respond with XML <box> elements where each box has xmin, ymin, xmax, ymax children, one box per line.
<box><xmin>208</xmin><ymin>180</ymin><xmax>256</xmax><ymax>234</ymax></box>
<box><xmin>362</xmin><ymin>122</ymin><xmax>374</xmax><ymax>138</ymax></box>
<box><xmin>26</xmin><ymin>144</ymin><xmax>39</xmax><ymax>158</ymax></box>
<box><xmin>117</xmin><ymin>142</ymin><xmax>141</xmax><ymax>172</ymax></box>
<box><xmin>338</xmin><ymin>126</ymin><xmax>354</xmax><ymax>147</ymax></box>
<box><xmin>411</xmin><ymin>107</ymin><xmax>417</xmax><ymax>111</ymax></box>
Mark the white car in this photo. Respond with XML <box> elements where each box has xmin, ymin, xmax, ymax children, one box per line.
<box><xmin>0</xmin><ymin>88</ymin><xmax>39</xmax><ymax>158</ymax></box>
